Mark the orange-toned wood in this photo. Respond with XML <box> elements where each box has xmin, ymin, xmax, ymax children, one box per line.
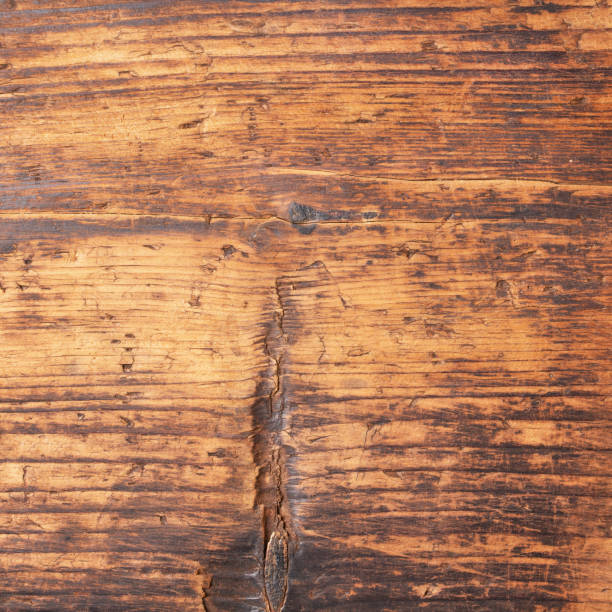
<box><xmin>0</xmin><ymin>2</ymin><xmax>610</xmax><ymax>610</ymax></box>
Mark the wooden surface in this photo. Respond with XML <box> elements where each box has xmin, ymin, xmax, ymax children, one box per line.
<box><xmin>1</xmin><ymin>1</ymin><xmax>611</xmax><ymax>610</ymax></box>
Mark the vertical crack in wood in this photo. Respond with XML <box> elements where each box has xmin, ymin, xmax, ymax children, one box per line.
<box><xmin>251</xmin><ymin>278</ymin><xmax>294</xmax><ymax>612</ymax></box>
<box><xmin>196</xmin><ymin>566</ymin><xmax>212</xmax><ymax>611</ymax></box>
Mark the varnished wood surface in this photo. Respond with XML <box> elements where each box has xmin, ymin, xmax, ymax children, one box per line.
<box><xmin>0</xmin><ymin>1</ymin><xmax>611</xmax><ymax>610</ymax></box>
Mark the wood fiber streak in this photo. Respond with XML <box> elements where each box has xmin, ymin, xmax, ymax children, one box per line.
<box><xmin>0</xmin><ymin>1</ymin><xmax>611</xmax><ymax>611</ymax></box>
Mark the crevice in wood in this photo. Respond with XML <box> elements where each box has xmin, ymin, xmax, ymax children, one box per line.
<box><xmin>251</xmin><ymin>278</ymin><xmax>295</xmax><ymax>612</ymax></box>
<box><xmin>196</xmin><ymin>565</ymin><xmax>213</xmax><ymax>612</ymax></box>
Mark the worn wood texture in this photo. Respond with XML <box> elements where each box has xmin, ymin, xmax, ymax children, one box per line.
<box><xmin>1</xmin><ymin>1</ymin><xmax>611</xmax><ymax>610</ymax></box>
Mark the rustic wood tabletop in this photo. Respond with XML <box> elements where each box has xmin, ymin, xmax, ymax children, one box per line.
<box><xmin>0</xmin><ymin>1</ymin><xmax>610</xmax><ymax>610</ymax></box>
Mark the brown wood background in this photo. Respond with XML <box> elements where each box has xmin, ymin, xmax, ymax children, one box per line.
<box><xmin>0</xmin><ymin>1</ymin><xmax>611</xmax><ymax>610</ymax></box>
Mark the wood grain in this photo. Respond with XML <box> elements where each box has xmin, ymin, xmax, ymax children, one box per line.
<box><xmin>0</xmin><ymin>1</ymin><xmax>611</xmax><ymax>610</ymax></box>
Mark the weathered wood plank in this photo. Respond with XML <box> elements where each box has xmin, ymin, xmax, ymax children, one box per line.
<box><xmin>1</xmin><ymin>1</ymin><xmax>610</xmax><ymax>610</ymax></box>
